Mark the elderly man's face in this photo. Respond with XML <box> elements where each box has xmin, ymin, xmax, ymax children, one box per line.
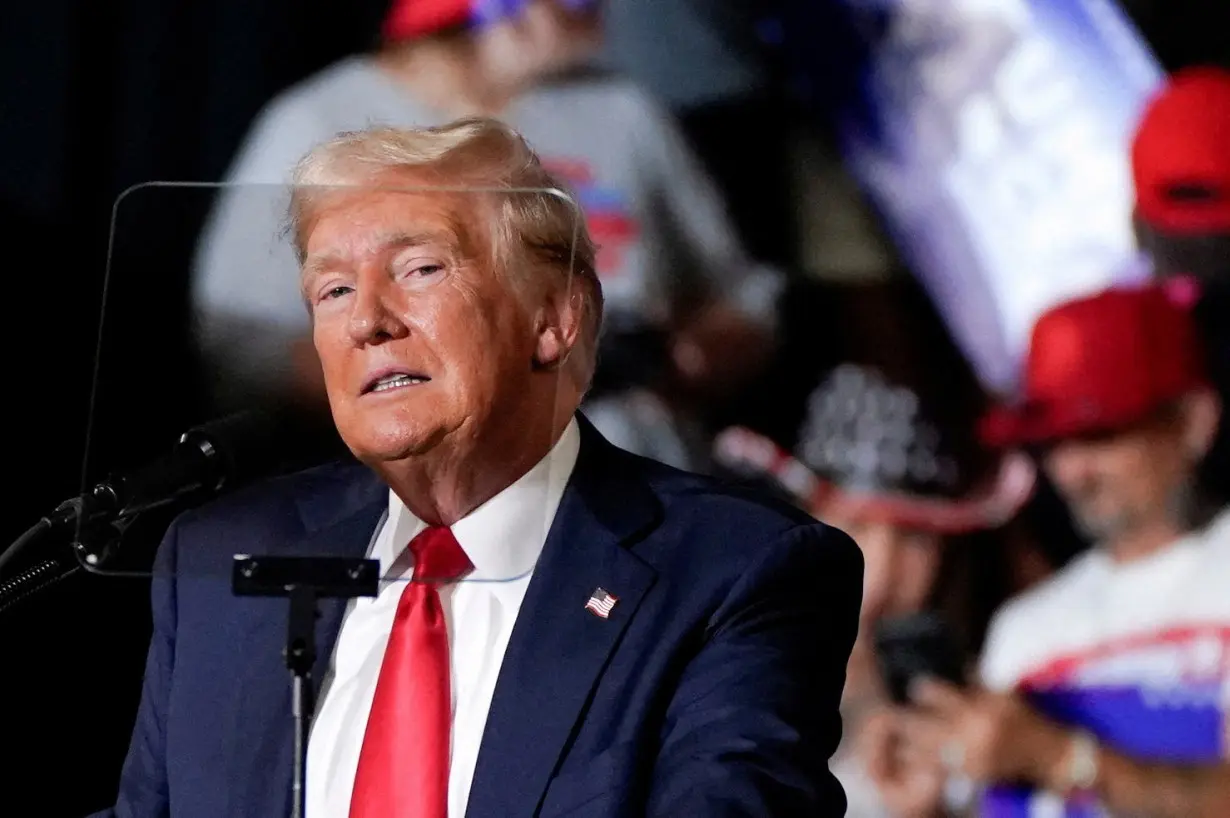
<box><xmin>1041</xmin><ymin>414</ymin><xmax>1194</xmax><ymax>544</ymax></box>
<box><xmin>301</xmin><ymin>187</ymin><xmax>541</xmax><ymax>464</ymax></box>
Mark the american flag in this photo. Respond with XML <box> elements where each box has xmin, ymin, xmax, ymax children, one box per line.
<box><xmin>584</xmin><ymin>587</ymin><xmax>618</xmax><ymax>619</ymax></box>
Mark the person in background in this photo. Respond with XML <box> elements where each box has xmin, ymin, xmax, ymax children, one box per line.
<box><xmin>191</xmin><ymin>0</ymin><xmax>782</xmax><ymax>472</ymax></box>
<box><xmin>870</xmin><ymin>281</ymin><xmax>1230</xmax><ymax>818</ymax></box>
<box><xmin>1132</xmin><ymin>65</ymin><xmax>1230</xmax><ymax>497</ymax></box>
<box><xmin>714</xmin><ymin>361</ymin><xmax>1037</xmax><ymax>817</ymax></box>
<box><xmin>598</xmin><ymin>0</ymin><xmax>799</xmax><ymax>268</ymax></box>
<box><xmin>1132</xmin><ymin>66</ymin><xmax>1230</xmax><ymax>288</ymax></box>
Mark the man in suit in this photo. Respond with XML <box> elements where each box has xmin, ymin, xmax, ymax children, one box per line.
<box><xmin>93</xmin><ymin>116</ymin><xmax>862</xmax><ymax>818</ymax></box>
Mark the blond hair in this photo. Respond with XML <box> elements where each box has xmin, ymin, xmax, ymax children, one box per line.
<box><xmin>289</xmin><ymin>116</ymin><xmax>602</xmax><ymax>389</ymax></box>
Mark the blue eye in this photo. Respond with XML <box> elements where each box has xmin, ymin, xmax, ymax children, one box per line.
<box><xmin>413</xmin><ymin>264</ymin><xmax>443</xmax><ymax>276</ymax></box>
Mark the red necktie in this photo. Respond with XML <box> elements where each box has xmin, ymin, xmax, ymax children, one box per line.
<box><xmin>350</xmin><ymin>526</ymin><xmax>473</xmax><ymax>818</ymax></box>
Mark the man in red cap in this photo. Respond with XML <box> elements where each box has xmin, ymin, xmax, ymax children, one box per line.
<box><xmin>1132</xmin><ymin>65</ymin><xmax>1230</xmax><ymax>497</ymax></box>
<box><xmin>1132</xmin><ymin>66</ymin><xmax>1230</xmax><ymax>285</ymax></box>
<box><xmin>190</xmin><ymin>0</ymin><xmax>781</xmax><ymax>474</ymax></box>
<box><xmin>867</xmin><ymin>282</ymin><xmax>1230</xmax><ymax>818</ymax></box>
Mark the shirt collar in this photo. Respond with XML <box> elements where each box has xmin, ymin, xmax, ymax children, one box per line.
<box><xmin>382</xmin><ymin>418</ymin><xmax>582</xmax><ymax>581</ymax></box>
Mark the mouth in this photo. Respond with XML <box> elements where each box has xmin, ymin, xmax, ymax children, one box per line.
<box><xmin>361</xmin><ymin>368</ymin><xmax>431</xmax><ymax>395</ymax></box>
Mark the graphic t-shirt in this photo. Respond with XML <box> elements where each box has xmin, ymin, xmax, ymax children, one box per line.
<box><xmin>189</xmin><ymin>56</ymin><xmax>779</xmax><ymax>396</ymax></box>
<box><xmin>977</xmin><ymin>509</ymin><xmax>1230</xmax><ymax>816</ymax></box>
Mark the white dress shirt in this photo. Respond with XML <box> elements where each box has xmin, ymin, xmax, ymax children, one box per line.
<box><xmin>305</xmin><ymin>419</ymin><xmax>581</xmax><ymax>818</ymax></box>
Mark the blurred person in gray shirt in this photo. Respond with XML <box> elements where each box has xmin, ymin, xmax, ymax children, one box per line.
<box><xmin>191</xmin><ymin>0</ymin><xmax>782</xmax><ymax>470</ymax></box>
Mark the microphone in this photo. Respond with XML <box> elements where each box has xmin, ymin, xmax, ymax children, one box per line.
<box><xmin>69</xmin><ymin>410</ymin><xmax>286</xmax><ymax>528</ymax></box>
<box><xmin>0</xmin><ymin>411</ymin><xmax>289</xmax><ymax>575</ymax></box>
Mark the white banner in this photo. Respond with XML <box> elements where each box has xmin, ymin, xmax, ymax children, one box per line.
<box><xmin>835</xmin><ymin>0</ymin><xmax>1162</xmax><ymax>395</ymax></box>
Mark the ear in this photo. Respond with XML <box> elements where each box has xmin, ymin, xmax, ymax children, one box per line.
<box><xmin>1180</xmin><ymin>388</ymin><xmax>1222</xmax><ymax>462</ymax></box>
<box><xmin>532</xmin><ymin>281</ymin><xmax>584</xmax><ymax>372</ymax></box>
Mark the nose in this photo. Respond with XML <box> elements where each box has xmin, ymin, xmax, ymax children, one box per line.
<box><xmin>346</xmin><ymin>275</ymin><xmax>409</xmax><ymax>347</ymax></box>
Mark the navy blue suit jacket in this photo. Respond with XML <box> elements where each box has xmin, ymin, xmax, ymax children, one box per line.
<box><xmin>93</xmin><ymin>419</ymin><xmax>862</xmax><ymax>817</ymax></box>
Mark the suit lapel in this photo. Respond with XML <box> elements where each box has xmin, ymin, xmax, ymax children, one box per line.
<box><xmin>466</xmin><ymin>422</ymin><xmax>661</xmax><ymax>818</ymax></box>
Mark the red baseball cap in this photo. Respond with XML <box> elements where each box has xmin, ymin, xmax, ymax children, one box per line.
<box><xmin>1132</xmin><ymin>66</ymin><xmax>1230</xmax><ymax>235</ymax></box>
<box><xmin>980</xmin><ymin>282</ymin><xmax>1209</xmax><ymax>448</ymax></box>
<box><xmin>382</xmin><ymin>0</ymin><xmax>598</xmax><ymax>42</ymax></box>
<box><xmin>383</xmin><ymin>0</ymin><xmax>474</xmax><ymax>41</ymax></box>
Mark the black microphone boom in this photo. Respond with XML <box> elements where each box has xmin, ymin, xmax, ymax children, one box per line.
<box><xmin>81</xmin><ymin>410</ymin><xmax>281</xmax><ymax>525</ymax></box>
<box><xmin>0</xmin><ymin>410</ymin><xmax>287</xmax><ymax>576</ymax></box>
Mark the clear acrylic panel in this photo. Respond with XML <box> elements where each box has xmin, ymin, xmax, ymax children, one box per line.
<box><xmin>76</xmin><ymin>180</ymin><xmax>585</xmax><ymax>591</ymax></box>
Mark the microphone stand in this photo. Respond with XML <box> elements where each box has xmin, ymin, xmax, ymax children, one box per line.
<box><xmin>0</xmin><ymin>554</ymin><xmax>80</xmax><ymax>615</ymax></box>
<box><xmin>232</xmin><ymin>555</ymin><xmax>379</xmax><ymax>818</ymax></box>
<box><xmin>0</xmin><ymin>512</ymin><xmax>128</xmax><ymax>616</ymax></box>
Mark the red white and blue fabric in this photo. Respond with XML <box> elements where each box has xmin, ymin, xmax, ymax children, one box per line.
<box><xmin>983</xmin><ymin>625</ymin><xmax>1230</xmax><ymax>817</ymax></box>
<box><xmin>541</xmin><ymin>158</ymin><xmax>639</xmax><ymax>276</ymax></box>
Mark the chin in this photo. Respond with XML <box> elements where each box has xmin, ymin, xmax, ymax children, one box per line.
<box><xmin>1072</xmin><ymin>509</ymin><xmax>1123</xmax><ymax>543</ymax></box>
<box><xmin>336</xmin><ymin>407</ymin><xmax>449</xmax><ymax>463</ymax></box>
<box><xmin>347</xmin><ymin>436</ymin><xmax>425</xmax><ymax>464</ymax></box>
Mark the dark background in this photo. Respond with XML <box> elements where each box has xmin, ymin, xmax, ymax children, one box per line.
<box><xmin>0</xmin><ymin>1</ymin><xmax>1225</xmax><ymax>814</ymax></box>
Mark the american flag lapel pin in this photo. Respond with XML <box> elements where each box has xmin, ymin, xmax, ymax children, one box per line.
<box><xmin>584</xmin><ymin>587</ymin><xmax>618</xmax><ymax>619</ymax></box>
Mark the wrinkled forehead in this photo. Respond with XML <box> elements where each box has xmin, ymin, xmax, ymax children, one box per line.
<box><xmin>297</xmin><ymin>181</ymin><xmax>493</xmax><ymax>267</ymax></box>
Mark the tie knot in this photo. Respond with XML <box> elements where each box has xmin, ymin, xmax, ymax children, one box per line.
<box><xmin>408</xmin><ymin>526</ymin><xmax>472</xmax><ymax>583</ymax></box>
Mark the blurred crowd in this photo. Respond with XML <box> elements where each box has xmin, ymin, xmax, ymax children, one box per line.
<box><xmin>180</xmin><ymin>0</ymin><xmax>1230</xmax><ymax>815</ymax></box>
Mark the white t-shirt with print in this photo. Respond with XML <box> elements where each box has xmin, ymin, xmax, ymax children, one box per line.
<box><xmin>977</xmin><ymin>508</ymin><xmax>1230</xmax><ymax>816</ymax></box>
